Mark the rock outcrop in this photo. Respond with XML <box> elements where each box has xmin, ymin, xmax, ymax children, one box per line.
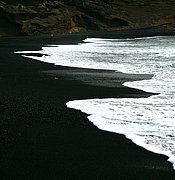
<box><xmin>0</xmin><ymin>0</ymin><xmax>175</xmax><ymax>36</ymax></box>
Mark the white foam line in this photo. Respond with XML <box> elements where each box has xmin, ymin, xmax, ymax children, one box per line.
<box><xmin>15</xmin><ymin>36</ymin><xmax>175</xmax><ymax>170</ymax></box>
<box><xmin>67</xmin><ymin>101</ymin><xmax>175</xmax><ymax>170</ymax></box>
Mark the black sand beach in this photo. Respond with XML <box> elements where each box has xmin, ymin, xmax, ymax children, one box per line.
<box><xmin>1</xmin><ymin>29</ymin><xmax>175</xmax><ymax>179</ymax></box>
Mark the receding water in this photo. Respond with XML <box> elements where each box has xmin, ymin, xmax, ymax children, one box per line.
<box><xmin>15</xmin><ymin>36</ymin><xmax>175</xmax><ymax>169</ymax></box>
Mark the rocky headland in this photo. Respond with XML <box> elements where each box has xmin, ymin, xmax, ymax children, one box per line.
<box><xmin>0</xmin><ymin>0</ymin><xmax>175</xmax><ymax>36</ymax></box>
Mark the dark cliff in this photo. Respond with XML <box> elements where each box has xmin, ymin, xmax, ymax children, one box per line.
<box><xmin>1</xmin><ymin>0</ymin><xmax>175</xmax><ymax>36</ymax></box>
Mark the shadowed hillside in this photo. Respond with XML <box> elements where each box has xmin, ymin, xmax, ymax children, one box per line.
<box><xmin>0</xmin><ymin>0</ymin><xmax>175</xmax><ymax>36</ymax></box>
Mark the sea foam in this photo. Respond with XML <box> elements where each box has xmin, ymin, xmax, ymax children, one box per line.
<box><xmin>15</xmin><ymin>36</ymin><xmax>175</xmax><ymax>169</ymax></box>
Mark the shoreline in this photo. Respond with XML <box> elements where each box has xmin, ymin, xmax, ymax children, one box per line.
<box><xmin>1</xmin><ymin>29</ymin><xmax>175</xmax><ymax>179</ymax></box>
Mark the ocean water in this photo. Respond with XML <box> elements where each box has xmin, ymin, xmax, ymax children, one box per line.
<box><xmin>15</xmin><ymin>36</ymin><xmax>175</xmax><ymax>169</ymax></box>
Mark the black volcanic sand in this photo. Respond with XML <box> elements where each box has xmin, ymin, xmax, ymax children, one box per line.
<box><xmin>1</xmin><ymin>29</ymin><xmax>175</xmax><ymax>180</ymax></box>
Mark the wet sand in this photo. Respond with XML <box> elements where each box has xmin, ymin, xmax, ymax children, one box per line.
<box><xmin>1</xmin><ymin>29</ymin><xmax>175</xmax><ymax>179</ymax></box>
